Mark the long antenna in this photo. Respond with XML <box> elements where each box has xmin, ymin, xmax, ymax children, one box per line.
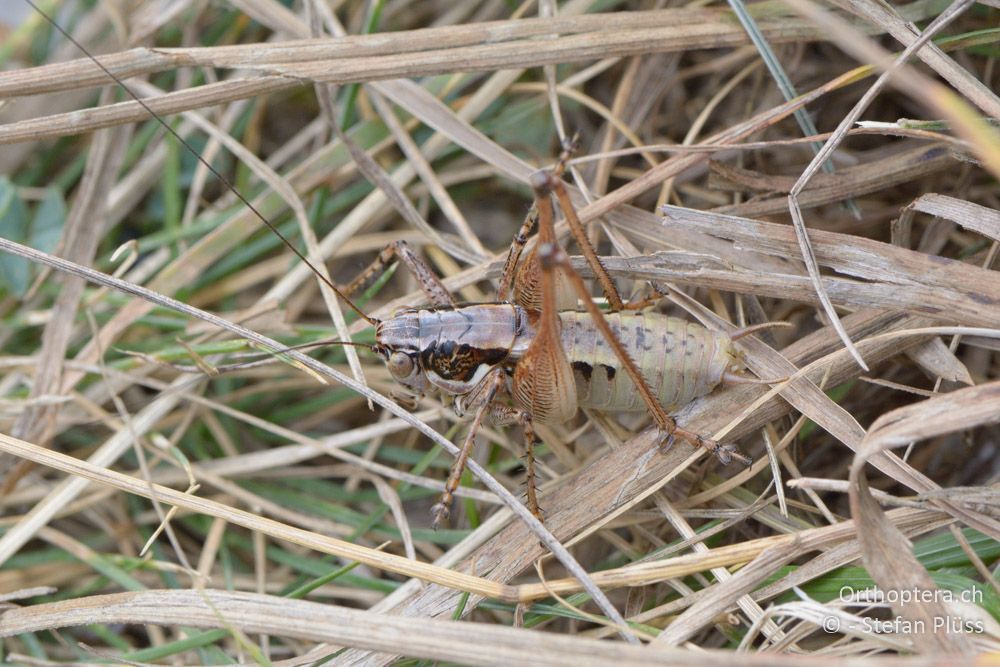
<box><xmin>24</xmin><ymin>0</ymin><xmax>378</xmax><ymax>326</ymax></box>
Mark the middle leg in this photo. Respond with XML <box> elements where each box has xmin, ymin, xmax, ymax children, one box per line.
<box><xmin>490</xmin><ymin>404</ymin><xmax>543</xmax><ymax>521</ymax></box>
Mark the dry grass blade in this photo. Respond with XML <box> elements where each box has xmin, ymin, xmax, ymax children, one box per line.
<box><xmin>0</xmin><ymin>10</ymin><xmax>833</xmax><ymax>96</ymax></box>
<box><xmin>0</xmin><ymin>589</ymin><xmax>959</xmax><ymax>667</ymax></box>
<box><xmin>899</xmin><ymin>193</ymin><xmax>1000</xmax><ymax>242</ymax></box>
<box><xmin>647</xmin><ymin>206</ymin><xmax>1000</xmax><ymax>328</ymax></box>
<box><xmin>512</xmin><ymin>506</ymin><xmax>948</xmax><ymax>601</ymax></box>
<box><xmin>2</xmin><ymin>105</ymin><xmax>128</xmax><ymax>485</ymax></box>
<box><xmin>786</xmin><ymin>0</ymin><xmax>1000</xmax><ymax>178</ymax></box>
<box><xmin>2</xmin><ymin>0</ymin><xmax>999</xmax><ymax>663</ymax></box>
<box><xmin>0</xmin><ymin>430</ymin><xmax>511</xmax><ymax>600</ymax></box>
<box><xmin>711</xmin><ymin>143</ymin><xmax>958</xmax><ymax>217</ymax></box>
<box><xmin>849</xmin><ymin>382</ymin><xmax>1000</xmax><ymax>653</ymax></box>
<box><xmin>782</xmin><ymin>0</ymin><xmax>978</xmax><ymax>371</ymax></box>
<box><xmin>830</xmin><ymin>0</ymin><xmax>1000</xmax><ymax>115</ymax></box>
<box><xmin>0</xmin><ymin>7</ymin><xmax>955</xmax><ymax>145</ymax></box>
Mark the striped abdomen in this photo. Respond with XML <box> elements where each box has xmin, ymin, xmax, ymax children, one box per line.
<box><xmin>558</xmin><ymin>311</ymin><xmax>739</xmax><ymax>413</ymax></box>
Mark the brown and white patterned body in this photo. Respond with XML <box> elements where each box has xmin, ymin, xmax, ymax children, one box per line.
<box><xmin>374</xmin><ymin>303</ymin><xmax>740</xmax><ymax>425</ymax></box>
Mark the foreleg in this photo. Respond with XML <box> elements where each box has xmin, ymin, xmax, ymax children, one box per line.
<box><xmin>431</xmin><ymin>367</ymin><xmax>505</xmax><ymax>528</ymax></box>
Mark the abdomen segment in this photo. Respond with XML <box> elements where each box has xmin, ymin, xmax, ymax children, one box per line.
<box><xmin>558</xmin><ymin>312</ymin><xmax>738</xmax><ymax>413</ymax></box>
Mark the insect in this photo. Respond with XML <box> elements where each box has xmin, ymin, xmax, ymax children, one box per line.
<box><xmin>349</xmin><ymin>141</ymin><xmax>757</xmax><ymax>527</ymax></box>
<box><xmin>4</xmin><ymin>6</ymin><xmax>763</xmax><ymax>532</ymax></box>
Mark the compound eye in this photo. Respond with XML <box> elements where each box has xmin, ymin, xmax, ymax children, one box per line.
<box><xmin>387</xmin><ymin>351</ymin><xmax>416</xmax><ymax>379</ymax></box>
